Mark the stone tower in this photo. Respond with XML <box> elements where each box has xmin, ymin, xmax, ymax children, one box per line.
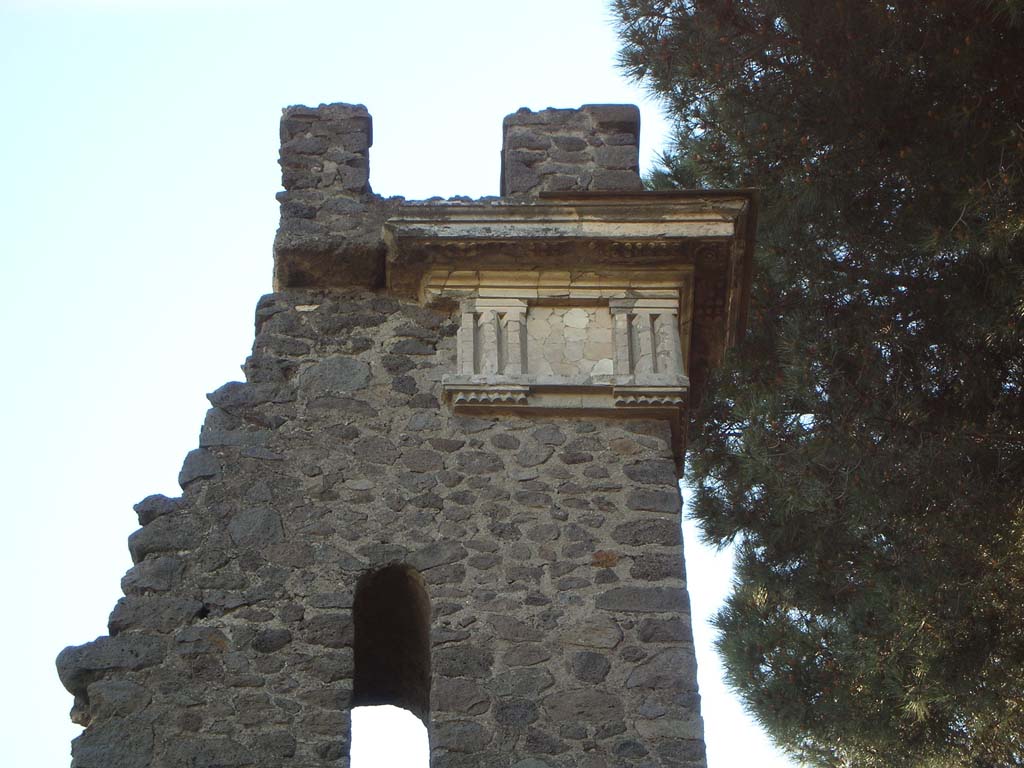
<box><xmin>58</xmin><ymin>103</ymin><xmax>755</xmax><ymax>768</ymax></box>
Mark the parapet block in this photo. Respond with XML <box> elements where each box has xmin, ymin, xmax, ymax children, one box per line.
<box><xmin>274</xmin><ymin>103</ymin><xmax>398</xmax><ymax>291</ymax></box>
<box><xmin>501</xmin><ymin>104</ymin><xmax>643</xmax><ymax>196</ymax></box>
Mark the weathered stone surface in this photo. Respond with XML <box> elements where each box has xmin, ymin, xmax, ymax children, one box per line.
<box><xmin>254</xmin><ymin>731</ymin><xmax>298</xmax><ymax>758</ymax></box>
<box><xmin>543</xmin><ymin>689</ymin><xmax>623</xmax><ymax>722</ymax></box>
<box><xmin>198</xmin><ymin>407</ymin><xmax>273</xmax><ymax>449</ymax></box>
<box><xmin>308</xmin><ymin>591</ymin><xmax>352</xmax><ymax>609</ymax></box>
<box><xmin>572</xmin><ymin>651</ymin><xmax>611</xmax><ymax>683</ymax></box>
<box><xmin>455</xmin><ymin>451</ymin><xmax>504</xmax><ymax>474</ymax></box>
<box><xmin>177</xmin><ymin>448</ymin><xmax>220</xmax><ymax>488</ymax></box>
<box><xmin>615</xmin><ymin>738</ymin><xmax>650</xmax><ymax>758</ymax></box>
<box><xmin>492</xmin><ymin>667</ymin><xmax>555</xmax><ymax>698</ymax></box>
<box><xmin>174</xmin><ymin>626</ymin><xmax>228</xmax><ymax>655</ymax></box>
<box><xmin>161</xmin><ymin>736</ymin><xmax>254</xmax><ymax>767</ymax></box>
<box><xmin>207</xmin><ymin>380</ymin><xmax>293</xmax><ymax>410</ymax></box>
<box><xmin>298</xmin><ymin>355</ymin><xmax>371</xmax><ymax>395</ymax></box>
<box><xmin>526</xmin><ymin>523</ymin><xmax>559</xmax><ymax>542</ymax></box>
<box><xmin>85</xmin><ymin>681</ymin><xmax>151</xmax><ymax>720</ymax></box>
<box><xmin>590</xmin><ymin>550</ymin><xmax>620</xmax><ymax>568</ymax></box>
<box><xmin>591</xmin><ymin>168</ymin><xmax>644</xmax><ymax>191</ymax></box>
<box><xmin>70</xmin><ymin>715</ymin><xmax>155</xmax><ymax>768</ymax></box>
<box><xmin>252</xmin><ymin>628</ymin><xmax>292</xmax><ymax>653</ymax></box>
<box><xmin>626</xmin><ymin>489</ymin><xmax>682</xmax><ymax>514</ymax></box>
<box><xmin>593</xmin><ymin>144</ymin><xmax>639</xmax><ymax>169</ymax></box>
<box><xmin>531</xmin><ymin>424</ymin><xmax>566</xmax><ymax>445</ymax></box>
<box><xmin>636</xmin><ymin>716</ymin><xmax>704</xmax><ymax>741</ymax></box>
<box><xmin>626</xmin><ymin>648</ymin><xmax>699</xmax><ymax>690</ymax></box>
<box><xmin>596</xmin><ymin>586</ymin><xmax>689</xmax><ymax>613</ymax></box>
<box><xmin>514</xmin><ymin>490</ymin><xmax>552</xmax><ymax>508</ymax></box>
<box><xmin>127</xmin><ymin>515</ymin><xmax>201</xmax><ymax>563</ymax></box>
<box><xmin>353</xmin><ymin>435</ymin><xmax>400</xmax><ymax>464</ymax></box>
<box><xmin>452</xmin><ymin>416</ymin><xmax>494</xmax><ymax>434</ymax></box>
<box><xmin>623</xmin><ymin>459</ymin><xmax>677</xmax><ymax>485</ymax></box>
<box><xmin>502</xmin><ymin>104</ymin><xmax>642</xmax><ymax>196</ymax></box>
<box><xmin>612</xmin><ymin>519</ymin><xmax>682</xmax><ymax>547</ymax></box>
<box><xmin>432</xmin><ymin>720</ymin><xmax>494</xmax><ymax>752</ymax></box>
<box><xmin>609</xmin><ymin>437</ymin><xmax>641</xmax><ymax>456</ymax></box>
<box><xmin>516</xmin><ymin>443</ymin><xmax>553</xmax><ymax>467</ymax></box>
<box><xmin>561</xmin><ymin>617</ymin><xmax>623</xmax><ymax>649</ymax></box>
<box><xmin>495</xmin><ymin>697</ymin><xmax>539</xmax><ymax>728</ymax></box>
<box><xmin>402</xmin><ymin>447</ymin><xmax>444</xmax><ymax>472</ymax></box>
<box><xmin>227</xmin><ymin>506</ymin><xmax>284</xmax><ymax>549</ymax></box>
<box><xmin>434</xmin><ymin>645</ymin><xmax>494</xmax><ymax>678</ymax></box>
<box><xmin>391</xmin><ymin>338</ymin><xmax>435</xmax><ymax>355</ymax></box>
<box><xmin>133</xmin><ymin>494</ymin><xmax>181</xmax><ymax>526</ymax></box>
<box><xmin>638</xmin><ymin>617</ymin><xmax>692</xmax><ymax>643</ymax></box>
<box><xmin>560</xmin><ymin>451</ymin><xmax>593</xmax><ymax>465</ymax></box>
<box><xmin>630</xmin><ymin>552</ymin><xmax>683</xmax><ymax>581</ymax></box>
<box><xmin>512</xmin><ymin>760</ymin><xmax>556</xmax><ymax>768</ymax></box>
<box><xmin>432</xmin><ymin>677</ymin><xmax>490</xmax><ymax>715</ymax></box>
<box><xmin>408</xmin><ymin>541</ymin><xmax>467</xmax><ymax>571</ymax></box>
<box><xmin>490</xmin><ymin>615</ymin><xmax>542</xmax><ymax>642</ymax></box>
<box><xmin>121</xmin><ymin>556</ymin><xmax>184</xmax><ymax>594</ymax></box>
<box><xmin>57</xmin><ymin>635</ymin><xmax>166</xmax><ymax>697</ymax></box>
<box><xmin>503</xmin><ymin>643</ymin><xmax>551</xmax><ymax>667</ymax></box>
<box><xmin>490</xmin><ymin>433</ymin><xmax>520</xmax><ymax>450</ymax></box>
<box><xmin>656</xmin><ymin>738</ymin><xmax>707</xmax><ymax>768</ymax></box>
<box><xmin>108</xmin><ymin>596</ymin><xmax>203</xmax><ymax>635</ymax></box>
<box><xmin>300</xmin><ymin>613</ymin><xmax>353</xmax><ymax>649</ymax></box>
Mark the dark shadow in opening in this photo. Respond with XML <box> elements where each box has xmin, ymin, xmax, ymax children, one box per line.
<box><xmin>352</xmin><ymin>563</ymin><xmax>432</xmax><ymax>723</ymax></box>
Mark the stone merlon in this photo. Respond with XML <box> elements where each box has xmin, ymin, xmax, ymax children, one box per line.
<box><xmin>501</xmin><ymin>104</ymin><xmax>643</xmax><ymax>196</ymax></box>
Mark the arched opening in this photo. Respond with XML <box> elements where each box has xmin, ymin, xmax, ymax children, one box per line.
<box><xmin>350</xmin><ymin>563</ymin><xmax>431</xmax><ymax>767</ymax></box>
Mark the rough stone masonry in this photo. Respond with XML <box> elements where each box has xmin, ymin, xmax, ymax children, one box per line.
<box><xmin>57</xmin><ymin>103</ymin><xmax>756</xmax><ymax>768</ymax></box>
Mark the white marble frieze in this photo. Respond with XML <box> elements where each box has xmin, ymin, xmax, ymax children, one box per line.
<box><xmin>443</xmin><ymin>286</ymin><xmax>690</xmax><ymax>415</ymax></box>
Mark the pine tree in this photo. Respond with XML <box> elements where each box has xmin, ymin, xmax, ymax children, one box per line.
<box><xmin>613</xmin><ymin>2</ymin><xmax>1024</xmax><ymax>765</ymax></box>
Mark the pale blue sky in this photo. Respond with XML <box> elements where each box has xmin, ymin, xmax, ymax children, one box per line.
<box><xmin>0</xmin><ymin>2</ymin><xmax>796</xmax><ymax>765</ymax></box>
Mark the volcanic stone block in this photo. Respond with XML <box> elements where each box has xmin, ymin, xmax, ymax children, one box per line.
<box><xmin>501</xmin><ymin>104</ymin><xmax>642</xmax><ymax>196</ymax></box>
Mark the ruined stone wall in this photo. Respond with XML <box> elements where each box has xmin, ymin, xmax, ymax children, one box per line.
<box><xmin>58</xmin><ymin>103</ymin><xmax>708</xmax><ymax>768</ymax></box>
<box><xmin>59</xmin><ymin>288</ymin><xmax>704</xmax><ymax>768</ymax></box>
<box><xmin>501</xmin><ymin>105</ymin><xmax>644</xmax><ymax>196</ymax></box>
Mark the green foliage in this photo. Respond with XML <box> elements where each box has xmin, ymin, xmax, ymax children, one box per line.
<box><xmin>614</xmin><ymin>2</ymin><xmax>1024</xmax><ymax>765</ymax></box>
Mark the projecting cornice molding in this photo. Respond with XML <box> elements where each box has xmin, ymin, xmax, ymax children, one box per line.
<box><xmin>383</xmin><ymin>192</ymin><xmax>754</xmax><ymax>301</ymax></box>
<box><xmin>379</xmin><ymin>191</ymin><xmax>756</xmax><ymax>461</ymax></box>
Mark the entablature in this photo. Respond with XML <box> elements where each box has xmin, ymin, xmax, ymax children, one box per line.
<box><xmin>381</xmin><ymin>191</ymin><xmax>757</xmax><ymax>462</ymax></box>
